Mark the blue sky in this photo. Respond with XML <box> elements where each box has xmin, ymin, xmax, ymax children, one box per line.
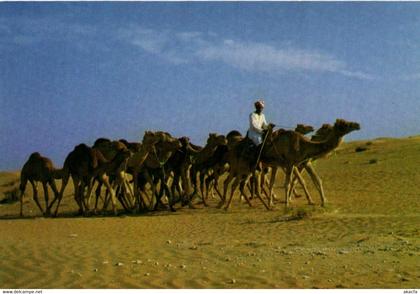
<box><xmin>1</xmin><ymin>2</ymin><xmax>420</xmax><ymax>170</ymax></box>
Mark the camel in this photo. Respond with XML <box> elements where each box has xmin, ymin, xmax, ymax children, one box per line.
<box><xmin>91</xmin><ymin>138</ymin><xmax>135</xmax><ymax>213</ymax></box>
<box><xmin>286</xmin><ymin>123</ymin><xmax>337</xmax><ymax>205</ymax></box>
<box><xmin>260</xmin><ymin>124</ymin><xmax>315</xmax><ymax>205</ymax></box>
<box><xmin>161</xmin><ymin>136</ymin><xmax>202</xmax><ymax>206</ymax></box>
<box><xmin>19</xmin><ymin>152</ymin><xmax>62</xmax><ymax>217</ymax></box>
<box><xmin>54</xmin><ymin>142</ymin><xmax>131</xmax><ymax>216</ymax></box>
<box><xmin>220</xmin><ymin>126</ymin><xmax>275</xmax><ymax>210</ymax></box>
<box><xmin>188</xmin><ymin>133</ymin><xmax>228</xmax><ymax>206</ymax></box>
<box><xmin>133</xmin><ymin>132</ymin><xmax>182</xmax><ymax>211</ymax></box>
<box><xmin>261</xmin><ymin>119</ymin><xmax>360</xmax><ymax>207</ymax></box>
<box><xmin>116</xmin><ymin>131</ymin><xmax>167</xmax><ymax>212</ymax></box>
<box><xmin>202</xmin><ymin>130</ymin><xmax>243</xmax><ymax>201</ymax></box>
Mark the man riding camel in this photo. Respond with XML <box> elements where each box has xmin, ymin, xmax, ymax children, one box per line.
<box><xmin>247</xmin><ymin>99</ymin><xmax>269</xmax><ymax>146</ymax></box>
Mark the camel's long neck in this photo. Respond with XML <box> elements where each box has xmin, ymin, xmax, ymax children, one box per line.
<box><xmin>128</xmin><ymin>144</ymin><xmax>154</xmax><ymax>170</ymax></box>
<box><xmin>302</xmin><ymin>130</ymin><xmax>343</xmax><ymax>161</ymax></box>
<box><xmin>194</xmin><ymin>142</ymin><xmax>219</xmax><ymax>164</ymax></box>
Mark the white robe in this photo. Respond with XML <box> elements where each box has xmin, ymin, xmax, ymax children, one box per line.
<box><xmin>247</xmin><ymin>112</ymin><xmax>268</xmax><ymax>145</ymax></box>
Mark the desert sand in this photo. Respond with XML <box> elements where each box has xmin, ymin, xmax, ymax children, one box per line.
<box><xmin>0</xmin><ymin>137</ymin><xmax>419</xmax><ymax>289</ymax></box>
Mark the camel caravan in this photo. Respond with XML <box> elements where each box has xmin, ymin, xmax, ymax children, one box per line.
<box><xmin>18</xmin><ymin>119</ymin><xmax>360</xmax><ymax>217</ymax></box>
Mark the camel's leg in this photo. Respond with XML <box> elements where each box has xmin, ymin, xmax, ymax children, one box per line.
<box><xmin>268</xmin><ymin>167</ymin><xmax>278</xmax><ymax>207</ymax></box>
<box><xmin>284</xmin><ymin>167</ymin><xmax>294</xmax><ymax>207</ymax></box>
<box><xmin>30</xmin><ymin>180</ymin><xmax>44</xmax><ymax>216</ymax></box>
<box><xmin>292</xmin><ymin>168</ymin><xmax>314</xmax><ymax>205</ymax></box>
<box><xmin>252</xmin><ymin>171</ymin><xmax>270</xmax><ymax>210</ymax></box>
<box><xmin>19</xmin><ymin>176</ymin><xmax>28</xmax><ymax>217</ymax></box>
<box><xmin>73</xmin><ymin>177</ymin><xmax>83</xmax><ymax>214</ymax></box>
<box><xmin>54</xmin><ymin>173</ymin><xmax>69</xmax><ymax>217</ymax></box>
<box><xmin>305</xmin><ymin>162</ymin><xmax>327</xmax><ymax>206</ymax></box>
<box><xmin>122</xmin><ymin>177</ymin><xmax>135</xmax><ymax>210</ymax></box>
<box><xmin>220</xmin><ymin>173</ymin><xmax>235</xmax><ymax>207</ymax></box>
<box><xmin>224</xmin><ymin>176</ymin><xmax>240</xmax><ymax>210</ymax></box>
<box><xmin>94</xmin><ymin>182</ymin><xmax>103</xmax><ymax>214</ymax></box>
<box><xmin>239</xmin><ymin>179</ymin><xmax>253</xmax><ymax>208</ymax></box>
<box><xmin>84</xmin><ymin>179</ymin><xmax>96</xmax><ymax>214</ymax></box>
<box><xmin>199</xmin><ymin>172</ymin><xmax>208</xmax><ymax>206</ymax></box>
<box><xmin>42</xmin><ymin>182</ymin><xmax>50</xmax><ymax>216</ymax></box>
<box><xmin>204</xmin><ymin>174</ymin><xmax>214</xmax><ymax>199</ymax></box>
<box><xmin>101</xmin><ymin>175</ymin><xmax>117</xmax><ymax>215</ymax></box>
<box><xmin>47</xmin><ymin>178</ymin><xmax>60</xmax><ymax>214</ymax></box>
<box><xmin>290</xmin><ymin>167</ymin><xmax>306</xmax><ymax>199</ymax></box>
<box><xmin>115</xmin><ymin>184</ymin><xmax>130</xmax><ymax>212</ymax></box>
<box><xmin>213</xmin><ymin>177</ymin><xmax>224</xmax><ymax>202</ymax></box>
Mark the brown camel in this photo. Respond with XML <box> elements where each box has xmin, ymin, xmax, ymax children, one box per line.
<box><xmin>188</xmin><ymin>133</ymin><xmax>228</xmax><ymax>206</ymax></box>
<box><xmin>135</xmin><ymin>132</ymin><xmax>182</xmax><ymax>211</ymax></box>
<box><xmin>203</xmin><ymin>130</ymin><xmax>243</xmax><ymax>201</ymax></box>
<box><xmin>117</xmin><ymin>131</ymin><xmax>166</xmax><ymax>212</ymax></box>
<box><xmin>220</xmin><ymin>126</ymin><xmax>276</xmax><ymax>210</ymax></box>
<box><xmin>162</xmin><ymin>136</ymin><xmax>202</xmax><ymax>206</ymax></box>
<box><xmin>19</xmin><ymin>152</ymin><xmax>62</xmax><ymax>217</ymax></box>
<box><xmin>260</xmin><ymin>124</ymin><xmax>315</xmax><ymax>205</ymax></box>
<box><xmin>91</xmin><ymin>138</ymin><xmax>135</xmax><ymax>213</ymax></box>
<box><xmin>54</xmin><ymin>142</ymin><xmax>131</xmax><ymax>216</ymax></box>
<box><xmin>261</xmin><ymin>119</ymin><xmax>360</xmax><ymax>207</ymax></box>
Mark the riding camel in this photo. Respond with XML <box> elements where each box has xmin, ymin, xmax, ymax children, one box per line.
<box><xmin>261</xmin><ymin>119</ymin><xmax>360</xmax><ymax>207</ymax></box>
<box><xmin>19</xmin><ymin>152</ymin><xmax>62</xmax><ymax>217</ymax></box>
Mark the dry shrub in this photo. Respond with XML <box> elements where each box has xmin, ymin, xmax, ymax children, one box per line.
<box><xmin>0</xmin><ymin>186</ymin><xmax>20</xmax><ymax>204</ymax></box>
<box><xmin>355</xmin><ymin>146</ymin><xmax>368</xmax><ymax>152</ymax></box>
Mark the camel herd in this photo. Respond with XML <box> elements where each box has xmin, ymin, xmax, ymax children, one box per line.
<box><xmin>18</xmin><ymin>119</ymin><xmax>360</xmax><ymax>217</ymax></box>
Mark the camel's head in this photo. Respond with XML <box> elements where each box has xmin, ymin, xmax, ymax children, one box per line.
<box><xmin>207</xmin><ymin>133</ymin><xmax>228</xmax><ymax>147</ymax></box>
<box><xmin>295</xmin><ymin>124</ymin><xmax>314</xmax><ymax>135</ymax></box>
<box><xmin>226</xmin><ymin>130</ymin><xmax>242</xmax><ymax>146</ymax></box>
<box><xmin>142</xmin><ymin>131</ymin><xmax>163</xmax><ymax>147</ymax></box>
<box><xmin>93</xmin><ymin>137</ymin><xmax>111</xmax><ymax>147</ymax></box>
<box><xmin>311</xmin><ymin>124</ymin><xmax>333</xmax><ymax>142</ymax></box>
<box><xmin>28</xmin><ymin>152</ymin><xmax>42</xmax><ymax>161</ymax></box>
<box><xmin>153</xmin><ymin>131</ymin><xmax>182</xmax><ymax>152</ymax></box>
<box><xmin>179</xmin><ymin>136</ymin><xmax>190</xmax><ymax>147</ymax></box>
<box><xmin>334</xmin><ymin>119</ymin><xmax>361</xmax><ymax>136</ymax></box>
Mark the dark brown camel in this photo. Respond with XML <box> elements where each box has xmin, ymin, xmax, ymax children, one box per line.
<box><xmin>54</xmin><ymin>143</ymin><xmax>131</xmax><ymax>216</ymax></box>
<box><xmin>125</xmin><ymin>131</ymin><xmax>168</xmax><ymax>212</ymax></box>
<box><xmin>19</xmin><ymin>152</ymin><xmax>62</xmax><ymax>216</ymax></box>
<box><xmin>188</xmin><ymin>133</ymin><xmax>228</xmax><ymax>206</ymax></box>
<box><xmin>134</xmin><ymin>132</ymin><xmax>182</xmax><ymax>211</ymax></box>
<box><xmin>91</xmin><ymin>138</ymin><xmax>135</xmax><ymax>213</ymax></box>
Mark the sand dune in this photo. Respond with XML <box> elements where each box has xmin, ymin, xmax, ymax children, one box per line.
<box><xmin>0</xmin><ymin>137</ymin><xmax>419</xmax><ymax>288</ymax></box>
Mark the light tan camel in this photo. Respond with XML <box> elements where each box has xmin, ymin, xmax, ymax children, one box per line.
<box><xmin>261</xmin><ymin>119</ymin><xmax>360</xmax><ymax>207</ymax></box>
<box><xmin>260</xmin><ymin>124</ymin><xmax>315</xmax><ymax>205</ymax></box>
<box><xmin>19</xmin><ymin>152</ymin><xmax>62</xmax><ymax>217</ymax></box>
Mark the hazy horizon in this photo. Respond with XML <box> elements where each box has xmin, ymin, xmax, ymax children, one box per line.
<box><xmin>1</xmin><ymin>2</ymin><xmax>420</xmax><ymax>170</ymax></box>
